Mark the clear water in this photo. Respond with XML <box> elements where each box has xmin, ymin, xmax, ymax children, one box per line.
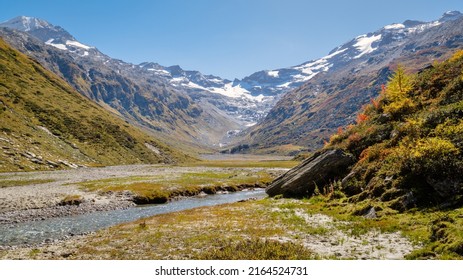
<box><xmin>0</xmin><ymin>189</ymin><xmax>266</xmax><ymax>246</ymax></box>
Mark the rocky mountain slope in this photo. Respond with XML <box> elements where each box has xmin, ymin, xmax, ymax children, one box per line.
<box><xmin>268</xmin><ymin>50</ymin><xmax>463</xmax><ymax>214</ymax></box>
<box><xmin>0</xmin><ymin>37</ymin><xmax>186</xmax><ymax>172</ymax></box>
<box><xmin>2</xmin><ymin>13</ymin><xmax>463</xmax><ymax>154</ymax></box>
<box><xmin>241</xmin><ymin>11</ymin><xmax>463</xmax><ymax>154</ymax></box>
<box><xmin>0</xmin><ymin>17</ymin><xmax>242</xmax><ymax>150</ymax></box>
<box><xmin>0</xmin><ymin>16</ymin><xmax>345</xmax><ymax>143</ymax></box>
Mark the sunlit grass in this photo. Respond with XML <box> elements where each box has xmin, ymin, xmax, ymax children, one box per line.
<box><xmin>79</xmin><ymin>169</ymin><xmax>275</xmax><ymax>203</ymax></box>
<box><xmin>13</xmin><ymin>195</ymin><xmax>442</xmax><ymax>260</ymax></box>
<box><xmin>182</xmin><ymin>160</ymin><xmax>299</xmax><ymax>169</ymax></box>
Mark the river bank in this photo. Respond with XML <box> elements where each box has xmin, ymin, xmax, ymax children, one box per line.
<box><xmin>0</xmin><ymin>196</ymin><xmax>423</xmax><ymax>260</ymax></box>
<box><xmin>0</xmin><ymin>164</ymin><xmax>287</xmax><ymax>225</ymax></box>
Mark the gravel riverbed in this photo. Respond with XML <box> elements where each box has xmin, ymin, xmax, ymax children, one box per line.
<box><xmin>0</xmin><ymin>164</ymin><xmax>285</xmax><ymax>224</ymax></box>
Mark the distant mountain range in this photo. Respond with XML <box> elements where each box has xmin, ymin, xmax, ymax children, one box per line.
<box><xmin>0</xmin><ymin>14</ymin><xmax>372</xmax><ymax>137</ymax></box>
<box><xmin>2</xmin><ymin>12</ymin><xmax>463</xmax><ymax>154</ymax></box>
<box><xmin>0</xmin><ymin>37</ymin><xmax>186</xmax><ymax>172</ymax></box>
<box><xmin>239</xmin><ymin>11</ymin><xmax>463</xmax><ymax>154</ymax></box>
<box><xmin>0</xmin><ymin>16</ymin><xmax>242</xmax><ymax>150</ymax></box>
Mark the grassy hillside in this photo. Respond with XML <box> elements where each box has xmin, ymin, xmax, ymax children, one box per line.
<box><xmin>315</xmin><ymin>51</ymin><xmax>463</xmax><ymax>258</ymax></box>
<box><xmin>0</xmin><ymin>38</ymin><xmax>188</xmax><ymax>172</ymax></box>
<box><xmin>327</xmin><ymin>52</ymin><xmax>463</xmax><ymax>210</ymax></box>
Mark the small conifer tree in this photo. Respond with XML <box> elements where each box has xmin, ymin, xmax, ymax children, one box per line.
<box><xmin>384</xmin><ymin>65</ymin><xmax>413</xmax><ymax>101</ymax></box>
<box><xmin>382</xmin><ymin>65</ymin><xmax>415</xmax><ymax>116</ymax></box>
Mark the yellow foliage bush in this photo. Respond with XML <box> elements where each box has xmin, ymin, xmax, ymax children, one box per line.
<box><xmin>383</xmin><ymin>96</ymin><xmax>416</xmax><ymax>116</ymax></box>
<box><xmin>393</xmin><ymin>137</ymin><xmax>459</xmax><ymax>174</ymax></box>
<box><xmin>449</xmin><ymin>50</ymin><xmax>463</xmax><ymax>62</ymax></box>
<box><xmin>409</xmin><ymin>137</ymin><xmax>458</xmax><ymax>159</ymax></box>
<box><xmin>435</xmin><ymin>119</ymin><xmax>463</xmax><ymax>139</ymax></box>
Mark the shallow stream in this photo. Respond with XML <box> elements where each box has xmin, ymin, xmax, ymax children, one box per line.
<box><xmin>0</xmin><ymin>189</ymin><xmax>266</xmax><ymax>246</ymax></box>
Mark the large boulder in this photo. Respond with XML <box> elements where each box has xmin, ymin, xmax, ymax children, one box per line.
<box><xmin>266</xmin><ymin>149</ymin><xmax>354</xmax><ymax>197</ymax></box>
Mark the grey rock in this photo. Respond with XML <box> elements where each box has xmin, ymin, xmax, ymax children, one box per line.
<box><xmin>46</xmin><ymin>160</ymin><xmax>59</xmax><ymax>168</ymax></box>
<box><xmin>30</xmin><ymin>158</ymin><xmax>44</xmax><ymax>164</ymax></box>
<box><xmin>266</xmin><ymin>149</ymin><xmax>354</xmax><ymax>197</ymax></box>
<box><xmin>363</xmin><ymin>207</ymin><xmax>377</xmax><ymax>219</ymax></box>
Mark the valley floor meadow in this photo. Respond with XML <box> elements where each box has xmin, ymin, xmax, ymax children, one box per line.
<box><xmin>0</xmin><ymin>160</ymin><xmax>429</xmax><ymax>260</ymax></box>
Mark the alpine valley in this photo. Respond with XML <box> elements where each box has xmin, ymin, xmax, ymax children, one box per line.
<box><xmin>2</xmin><ymin>12</ymin><xmax>463</xmax><ymax>157</ymax></box>
<box><xmin>1</xmin><ymin>9</ymin><xmax>463</xmax><ymax>262</ymax></box>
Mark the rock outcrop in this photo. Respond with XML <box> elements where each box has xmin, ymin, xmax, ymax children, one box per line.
<box><xmin>266</xmin><ymin>149</ymin><xmax>354</xmax><ymax>197</ymax></box>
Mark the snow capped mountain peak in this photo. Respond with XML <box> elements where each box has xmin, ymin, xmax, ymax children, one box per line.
<box><xmin>1</xmin><ymin>16</ymin><xmax>94</xmax><ymax>57</ymax></box>
<box><xmin>439</xmin><ymin>11</ymin><xmax>463</xmax><ymax>22</ymax></box>
<box><xmin>2</xmin><ymin>12</ymin><xmax>462</xmax><ymax>132</ymax></box>
<box><xmin>0</xmin><ymin>16</ymin><xmax>52</xmax><ymax>32</ymax></box>
<box><xmin>383</xmin><ymin>23</ymin><xmax>405</xmax><ymax>30</ymax></box>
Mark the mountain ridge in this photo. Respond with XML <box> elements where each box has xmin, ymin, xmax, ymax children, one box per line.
<box><xmin>238</xmin><ymin>10</ymin><xmax>463</xmax><ymax>154</ymax></box>
<box><xmin>0</xmin><ymin>20</ymin><xmax>243</xmax><ymax>150</ymax></box>
<box><xmin>2</xmin><ymin>12</ymin><xmax>463</xmax><ymax>153</ymax></box>
<box><xmin>0</xmin><ymin>37</ymin><xmax>187</xmax><ymax>172</ymax></box>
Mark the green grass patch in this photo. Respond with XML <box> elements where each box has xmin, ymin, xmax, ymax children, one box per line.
<box><xmin>183</xmin><ymin>160</ymin><xmax>299</xmax><ymax>169</ymax></box>
<box><xmin>79</xmin><ymin>169</ymin><xmax>275</xmax><ymax>204</ymax></box>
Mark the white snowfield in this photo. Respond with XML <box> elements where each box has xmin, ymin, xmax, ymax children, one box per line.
<box><xmin>353</xmin><ymin>34</ymin><xmax>382</xmax><ymax>59</ymax></box>
<box><xmin>45</xmin><ymin>39</ymin><xmax>67</xmax><ymax>50</ymax></box>
<box><xmin>45</xmin><ymin>38</ymin><xmax>93</xmax><ymax>52</ymax></box>
<box><xmin>65</xmin><ymin>40</ymin><xmax>92</xmax><ymax>50</ymax></box>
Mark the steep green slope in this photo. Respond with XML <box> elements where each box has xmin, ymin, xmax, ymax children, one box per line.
<box><xmin>0</xmin><ymin>38</ymin><xmax>187</xmax><ymax>172</ymax></box>
<box><xmin>327</xmin><ymin>52</ymin><xmax>463</xmax><ymax>210</ymax></box>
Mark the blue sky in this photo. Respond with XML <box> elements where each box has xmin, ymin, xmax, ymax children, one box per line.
<box><xmin>2</xmin><ymin>0</ymin><xmax>463</xmax><ymax>79</ymax></box>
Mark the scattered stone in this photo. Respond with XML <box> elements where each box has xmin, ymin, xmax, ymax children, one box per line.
<box><xmin>238</xmin><ymin>197</ymin><xmax>258</xmax><ymax>202</ymax></box>
<box><xmin>24</xmin><ymin>151</ymin><xmax>37</xmax><ymax>159</ymax></box>
<box><xmin>363</xmin><ymin>207</ymin><xmax>377</xmax><ymax>219</ymax></box>
<box><xmin>30</xmin><ymin>158</ymin><xmax>44</xmax><ymax>164</ymax></box>
<box><xmin>0</xmin><ymin>137</ymin><xmax>13</xmax><ymax>144</ymax></box>
<box><xmin>145</xmin><ymin>142</ymin><xmax>161</xmax><ymax>155</ymax></box>
<box><xmin>46</xmin><ymin>160</ymin><xmax>59</xmax><ymax>168</ymax></box>
<box><xmin>60</xmin><ymin>252</ymin><xmax>73</xmax><ymax>258</ymax></box>
<box><xmin>57</xmin><ymin>160</ymin><xmax>79</xmax><ymax>169</ymax></box>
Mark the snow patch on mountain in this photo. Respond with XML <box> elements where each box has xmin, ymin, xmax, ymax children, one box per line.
<box><xmin>353</xmin><ymin>34</ymin><xmax>382</xmax><ymax>58</ymax></box>
<box><xmin>267</xmin><ymin>70</ymin><xmax>279</xmax><ymax>78</ymax></box>
<box><xmin>210</xmin><ymin>83</ymin><xmax>265</xmax><ymax>101</ymax></box>
<box><xmin>406</xmin><ymin>21</ymin><xmax>441</xmax><ymax>34</ymax></box>
<box><xmin>384</xmin><ymin>23</ymin><xmax>405</xmax><ymax>30</ymax></box>
<box><xmin>45</xmin><ymin>39</ymin><xmax>67</xmax><ymax>50</ymax></box>
<box><xmin>66</xmin><ymin>40</ymin><xmax>92</xmax><ymax>50</ymax></box>
<box><xmin>44</xmin><ymin>39</ymin><xmax>93</xmax><ymax>51</ymax></box>
<box><xmin>291</xmin><ymin>48</ymin><xmax>348</xmax><ymax>82</ymax></box>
